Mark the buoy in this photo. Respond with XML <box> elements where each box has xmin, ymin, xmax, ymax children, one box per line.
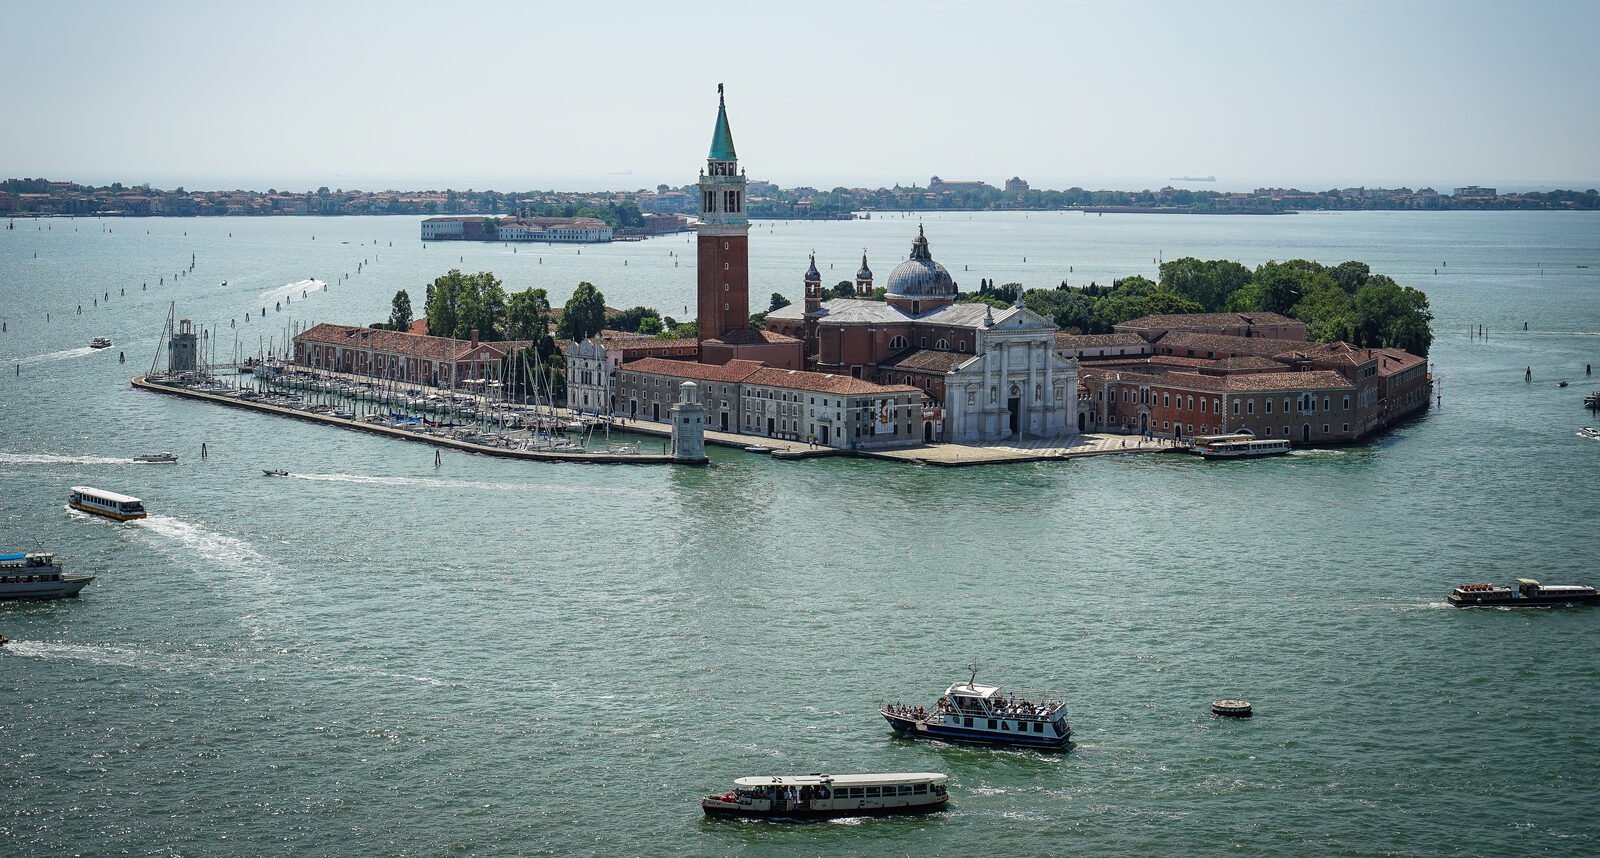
<box><xmin>1211</xmin><ymin>699</ymin><xmax>1253</xmax><ymax>718</ymax></box>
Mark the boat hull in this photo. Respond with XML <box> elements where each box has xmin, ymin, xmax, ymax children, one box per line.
<box><xmin>68</xmin><ymin>502</ymin><xmax>146</xmax><ymax>521</ymax></box>
<box><xmin>1448</xmin><ymin>593</ymin><xmax>1599</xmax><ymax>607</ymax></box>
<box><xmin>883</xmin><ymin>711</ymin><xmax>1071</xmax><ymax>750</ymax></box>
<box><xmin>0</xmin><ymin>575</ymin><xmax>94</xmax><ymax>601</ymax></box>
<box><xmin>701</xmin><ymin>796</ymin><xmax>947</xmax><ymax>820</ymax></box>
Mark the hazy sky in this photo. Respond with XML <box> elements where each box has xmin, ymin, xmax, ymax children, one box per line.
<box><xmin>4</xmin><ymin>0</ymin><xmax>1597</xmax><ymax>192</ymax></box>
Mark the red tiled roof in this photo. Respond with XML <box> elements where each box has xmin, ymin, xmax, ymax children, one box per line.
<box><xmin>703</xmin><ymin>328</ymin><xmax>801</xmax><ymax>346</ymax></box>
<box><xmin>1085</xmin><ymin>365</ymin><xmax>1353</xmax><ymax>393</ymax></box>
<box><xmin>619</xmin><ymin>357</ymin><xmax>765</xmax><ymax>383</ymax></box>
<box><xmin>746</xmin><ymin>367</ymin><xmax>921</xmax><ymax>395</ymax></box>
<box><xmin>1153</xmin><ymin>330</ymin><xmax>1311</xmax><ymax>358</ymax></box>
<box><xmin>1374</xmin><ymin>347</ymin><xmax>1427</xmax><ymax>376</ymax></box>
<box><xmin>880</xmin><ymin>349</ymin><xmax>973</xmax><ymax>373</ymax></box>
<box><xmin>1119</xmin><ymin>311</ymin><xmax>1300</xmax><ymax>329</ymax></box>
<box><xmin>1054</xmin><ymin>332</ymin><xmax>1150</xmax><ymax>349</ymax></box>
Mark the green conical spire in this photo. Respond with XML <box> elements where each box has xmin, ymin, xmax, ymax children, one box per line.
<box><xmin>709</xmin><ymin>84</ymin><xmax>737</xmax><ymax>161</ymax></box>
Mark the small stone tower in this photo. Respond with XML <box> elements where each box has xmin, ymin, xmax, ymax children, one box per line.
<box><xmin>855</xmin><ymin>252</ymin><xmax>874</xmax><ymax>297</ymax></box>
<box><xmin>671</xmin><ymin>381</ymin><xmax>707</xmax><ymax>463</ymax></box>
<box><xmin>169</xmin><ymin>318</ymin><xmax>198</xmax><ymax>372</ymax></box>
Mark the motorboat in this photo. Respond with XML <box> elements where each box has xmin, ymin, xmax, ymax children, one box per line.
<box><xmin>1449</xmin><ymin>579</ymin><xmax>1598</xmax><ymax>607</ymax></box>
<box><xmin>743</xmin><ymin>445</ymin><xmax>774</xmax><ymax>454</ymax></box>
<box><xmin>89</xmin><ymin>336</ymin><xmax>112</xmax><ymax>349</ymax></box>
<box><xmin>881</xmin><ymin>666</ymin><xmax>1071</xmax><ymax>750</ymax></box>
<box><xmin>0</xmin><ymin>551</ymin><xmax>96</xmax><ymax>600</ymax></box>
<box><xmin>133</xmin><ymin>452</ymin><xmax>178</xmax><ymax>464</ymax></box>
<box><xmin>700</xmin><ymin>772</ymin><xmax>948</xmax><ymax>820</ymax></box>
<box><xmin>1577</xmin><ymin>427</ymin><xmax>1599</xmax><ymax>440</ymax></box>
<box><xmin>262</xmin><ymin>469</ymin><xmax>289</xmax><ymax>477</ymax></box>
<box><xmin>68</xmin><ymin>486</ymin><xmax>147</xmax><ymax>521</ymax></box>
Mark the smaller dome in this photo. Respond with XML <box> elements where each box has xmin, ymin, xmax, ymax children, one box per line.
<box><xmin>857</xmin><ymin>253</ymin><xmax>873</xmax><ymax>281</ymax></box>
<box><xmin>804</xmin><ymin>252</ymin><xmax>820</xmax><ymax>282</ymax></box>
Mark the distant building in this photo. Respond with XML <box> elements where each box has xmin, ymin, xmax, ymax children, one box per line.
<box><xmin>566</xmin><ymin>332</ymin><xmax>698</xmax><ymax>415</ymax></box>
<box><xmin>1452</xmin><ymin>185</ymin><xmax>1497</xmax><ymax>198</ymax></box>
<box><xmin>1004</xmin><ymin>176</ymin><xmax>1029</xmax><ymax>200</ymax></box>
<box><xmin>929</xmin><ymin>176</ymin><xmax>995</xmax><ymax>194</ymax></box>
<box><xmin>423</xmin><ymin>216</ymin><xmax>612</xmax><ymax>243</ymax></box>
<box><xmin>293</xmin><ymin>323</ymin><xmax>534</xmax><ymax>387</ymax></box>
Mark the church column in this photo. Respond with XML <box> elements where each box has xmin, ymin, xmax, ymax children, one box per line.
<box><xmin>998</xmin><ymin>341</ymin><xmax>1011</xmax><ymax>440</ymax></box>
<box><xmin>1041</xmin><ymin>341</ymin><xmax>1053</xmax><ymax>433</ymax></box>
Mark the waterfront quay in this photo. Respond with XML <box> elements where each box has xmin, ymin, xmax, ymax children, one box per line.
<box><xmin>130</xmin><ymin>373</ymin><xmax>694</xmax><ymax>465</ymax></box>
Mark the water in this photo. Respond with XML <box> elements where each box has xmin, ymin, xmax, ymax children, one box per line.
<box><xmin>2</xmin><ymin>212</ymin><xmax>1599</xmax><ymax>855</ymax></box>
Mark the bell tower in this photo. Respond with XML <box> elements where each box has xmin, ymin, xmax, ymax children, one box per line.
<box><xmin>855</xmin><ymin>252</ymin><xmax>874</xmax><ymax>297</ymax></box>
<box><xmin>803</xmin><ymin>253</ymin><xmax>822</xmax><ymax>369</ymax></box>
<box><xmin>696</xmin><ymin>84</ymin><xmax>750</xmax><ymax>346</ymax></box>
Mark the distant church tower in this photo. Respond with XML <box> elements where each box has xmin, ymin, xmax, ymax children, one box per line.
<box><xmin>696</xmin><ymin>84</ymin><xmax>750</xmax><ymax>346</ymax></box>
<box><xmin>855</xmin><ymin>252</ymin><xmax>874</xmax><ymax>297</ymax></box>
<box><xmin>803</xmin><ymin>253</ymin><xmax>823</xmax><ymax>370</ymax></box>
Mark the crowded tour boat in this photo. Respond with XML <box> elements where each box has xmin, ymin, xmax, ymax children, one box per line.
<box><xmin>881</xmin><ymin>668</ymin><xmax>1071</xmax><ymax>750</ymax></box>
<box><xmin>1449</xmin><ymin>579</ymin><xmax>1598</xmax><ymax>607</ymax></box>
<box><xmin>1191</xmin><ymin>433</ymin><xmax>1292</xmax><ymax>459</ymax></box>
<box><xmin>700</xmin><ymin>772</ymin><xmax>948</xmax><ymax>820</ymax></box>
<box><xmin>0</xmin><ymin>552</ymin><xmax>95</xmax><ymax>600</ymax></box>
<box><xmin>67</xmin><ymin>486</ymin><xmax>147</xmax><ymax>521</ymax></box>
<box><xmin>132</xmin><ymin>452</ymin><xmax>178</xmax><ymax>464</ymax></box>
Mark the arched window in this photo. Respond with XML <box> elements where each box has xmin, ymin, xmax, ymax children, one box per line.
<box><xmin>889</xmin><ymin>335</ymin><xmax>909</xmax><ymax>351</ymax></box>
<box><xmin>934</xmin><ymin>339</ymin><xmax>949</xmax><ymax>350</ymax></box>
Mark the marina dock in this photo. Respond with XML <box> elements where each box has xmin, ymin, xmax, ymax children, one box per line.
<box><xmin>131</xmin><ymin>375</ymin><xmax>695</xmax><ymax>465</ymax></box>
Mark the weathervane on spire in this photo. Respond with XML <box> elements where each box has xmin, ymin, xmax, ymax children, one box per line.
<box><xmin>718</xmin><ymin>82</ymin><xmax>724</xmax><ymax>102</ymax></box>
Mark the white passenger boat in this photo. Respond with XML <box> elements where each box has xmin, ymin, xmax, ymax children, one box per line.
<box><xmin>68</xmin><ymin>486</ymin><xmax>147</xmax><ymax>521</ymax></box>
<box><xmin>89</xmin><ymin>336</ymin><xmax>112</xmax><ymax>349</ymax></box>
<box><xmin>1191</xmin><ymin>433</ymin><xmax>1291</xmax><ymax>459</ymax></box>
<box><xmin>0</xmin><ymin>552</ymin><xmax>95</xmax><ymax>600</ymax></box>
<box><xmin>882</xmin><ymin>667</ymin><xmax>1071</xmax><ymax>750</ymax></box>
<box><xmin>700</xmin><ymin>772</ymin><xmax>948</xmax><ymax>820</ymax></box>
<box><xmin>132</xmin><ymin>452</ymin><xmax>178</xmax><ymax>464</ymax></box>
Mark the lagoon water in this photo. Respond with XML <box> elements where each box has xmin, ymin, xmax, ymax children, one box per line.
<box><xmin>2</xmin><ymin>211</ymin><xmax>1598</xmax><ymax>855</ymax></box>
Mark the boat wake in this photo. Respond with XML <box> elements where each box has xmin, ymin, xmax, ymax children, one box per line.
<box><xmin>258</xmin><ymin>277</ymin><xmax>323</xmax><ymax>303</ymax></box>
<box><xmin>133</xmin><ymin>515</ymin><xmax>279</xmax><ymax>576</ymax></box>
<box><xmin>0</xmin><ymin>451</ymin><xmax>136</xmax><ymax>466</ymax></box>
<box><xmin>12</xmin><ymin>346</ymin><xmax>99</xmax><ymax>365</ymax></box>
<box><xmin>0</xmin><ymin>640</ymin><xmax>178</xmax><ymax>672</ymax></box>
<box><xmin>1287</xmin><ymin>449</ymin><xmax>1347</xmax><ymax>457</ymax></box>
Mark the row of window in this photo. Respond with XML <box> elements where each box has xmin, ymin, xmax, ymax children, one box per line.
<box><xmin>836</xmin><ymin>784</ymin><xmax>928</xmax><ymax>799</ymax></box>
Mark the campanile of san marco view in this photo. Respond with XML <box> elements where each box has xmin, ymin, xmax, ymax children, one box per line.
<box><xmin>695</xmin><ymin>85</ymin><xmax>750</xmax><ymax>346</ymax></box>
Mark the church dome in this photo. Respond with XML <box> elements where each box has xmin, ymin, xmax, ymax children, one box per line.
<box><xmin>885</xmin><ymin>226</ymin><xmax>956</xmax><ymax>299</ymax></box>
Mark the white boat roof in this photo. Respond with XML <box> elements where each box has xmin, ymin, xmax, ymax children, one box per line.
<box><xmin>71</xmin><ymin>486</ymin><xmax>143</xmax><ymax>503</ymax></box>
<box><xmin>732</xmin><ymin>772</ymin><xmax>945</xmax><ymax>788</ymax></box>
<box><xmin>946</xmin><ymin>682</ymin><xmax>1002</xmax><ymax>699</ymax></box>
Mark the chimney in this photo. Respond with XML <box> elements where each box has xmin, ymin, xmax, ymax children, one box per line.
<box><xmin>470</xmin><ymin>329</ymin><xmax>479</xmax><ymax>348</ymax></box>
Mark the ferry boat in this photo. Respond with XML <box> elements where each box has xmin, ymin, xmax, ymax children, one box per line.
<box><xmin>89</xmin><ymin>336</ymin><xmax>112</xmax><ymax>349</ymax></box>
<box><xmin>0</xmin><ymin>552</ymin><xmax>95</xmax><ymax>600</ymax></box>
<box><xmin>133</xmin><ymin>452</ymin><xmax>178</xmax><ymax>464</ymax></box>
<box><xmin>1449</xmin><ymin>579</ymin><xmax>1598</xmax><ymax>607</ymax></box>
<box><xmin>881</xmin><ymin>668</ymin><xmax>1071</xmax><ymax>749</ymax></box>
<box><xmin>700</xmin><ymin>772</ymin><xmax>948</xmax><ymax>820</ymax></box>
<box><xmin>68</xmin><ymin>486</ymin><xmax>147</xmax><ymax>521</ymax></box>
<box><xmin>1191</xmin><ymin>433</ymin><xmax>1291</xmax><ymax>459</ymax></box>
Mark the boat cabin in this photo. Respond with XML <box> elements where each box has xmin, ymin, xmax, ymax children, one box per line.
<box><xmin>701</xmin><ymin>772</ymin><xmax>948</xmax><ymax>819</ymax></box>
<box><xmin>0</xmin><ymin>552</ymin><xmax>64</xmax><ymax>583</ymax></box>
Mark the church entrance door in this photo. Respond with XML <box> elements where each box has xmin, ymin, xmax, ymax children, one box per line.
<box><xmin>821</xmin><ymin>425</ymin><xmax>830</xmax><ymax>445</ymax></box>
<box><xmin>1007</xmin><ymin>397</ymin><xmax>1020</xmax><ymax>436</ymax></box>
<box><xmin>767</xmin><ymin>417</ymin><xmax>775</xmax><ymax>436</ymax></box>
<box><xmin>924</xmin><ymin>421</ymin><xmax>934</xmax><ymax>443</ymax></box>
<box><xmin>720</xmin><ymin>412</ymin><xmax>728</xmax><ymax>432</ymax></box>
<box><xmin>1078</xmin><ymin>412</ymin><xmax>1086</xmax><ymax>432</ymax></box>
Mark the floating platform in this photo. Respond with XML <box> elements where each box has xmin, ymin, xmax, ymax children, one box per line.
<box><xmin>1212</xmin><ymin>699</ymin><xmax>1253</xmax><ymax>718</ymax></box>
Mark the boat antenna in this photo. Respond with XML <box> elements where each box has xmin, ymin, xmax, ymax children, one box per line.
<box><xmin>968</xmin><ymin>661</ymin><xmax>978</xmax><ymax>689</ymax></box>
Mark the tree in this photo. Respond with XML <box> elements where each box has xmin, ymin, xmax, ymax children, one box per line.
<box><xmin>556</xmin><ymin>281</ymin><xmax>607</xmax><ymax>342</ymax></box>
<box><xmin>1159</xmin><ymin>257</ymin><xmax>1252</xmax><ymax>310</ymax></box>
<box><xmin>1354</xmin><ymin>278</ymin><xmax>1433</xmax><ymax>356</ymax></box>
<box><xmin>425</xmin><ymin>269</ymin><xmax>507</xmax><ymax>340</ymax></box>
<box><xmin>506</xmin><ymin>287</ymin><xmax>551</xmax><ymax>340</ymax></box>
<box><xmin>612</xmin><ymin>305</ymin><xmax>661</xmax><ymax>333</ymax></box>
<box><xmin>638</xmin><ymin>316</ymin><xmax>663</xmax><ymax>336</ymax></box>
<box><xmin>1291</xmin><ymin>283</ymin><xmax>1356</xmax><ymax>343</ymax></box>
<box><xmin>388</xmin><ymin>289</ymin><xmax>413</xmax><ymax>331</ymax></box>
<box><xmin>769</xmin><ymin>292</ymin><xmax>792</xmax><ymax>311</ymax></box>
<box><xmin>831</xmin><ymin>280</ymin><xmax>855</xmax><ymax>299</ymax></box>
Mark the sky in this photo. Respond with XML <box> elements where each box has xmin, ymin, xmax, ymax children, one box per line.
<box><xmin>3</xmin><ymin>0</ymin><xmax>1598</xmax><ymax>193</ymax></box>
